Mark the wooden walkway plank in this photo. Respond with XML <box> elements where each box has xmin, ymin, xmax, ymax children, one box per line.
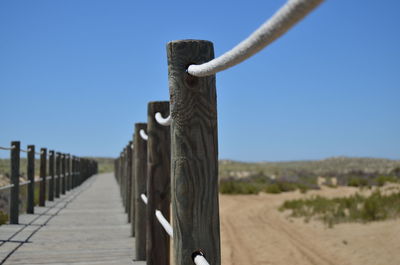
<box><xmin>0</xmin><ymin>173</ymin><xmax>142</xmax><ymax>265</ymax></box>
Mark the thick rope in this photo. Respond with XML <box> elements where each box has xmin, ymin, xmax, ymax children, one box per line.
<box><xmin>0</xmin><ymin>146</ymin><xmax>15</xmax><ymax>151</ymax></box>
<box><xmin>187</xmin><ymin>0</ymin><xmax>324</xmax><ymax>77</ymax></box>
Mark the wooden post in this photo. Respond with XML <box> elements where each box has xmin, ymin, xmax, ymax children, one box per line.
<box><xmin>27</xmin><ymin>145</ymin><xmax>35</xmax><ymax>213</ymax></box>
<box><xmin>71</xmin><ymin>156</ymin><xmax>75</xmax><ymax>189</ymax></box>
<box><xmin>66</xmin><ymin>154</ymin><xmax>71</xmax><ymax>191</ymax></box>
<box><xmin>123</xmin><ymin>148</ymin><xmax>127</xmax><ymax>211</ymax></box>
<box><xmin>146</xmin><ymin>101</ymin><xmax>171</xmax><ymax>265</ymax></box>
<box><xmin>55</xmin><ymin>152</ymin><xmax>61</xmax><ymax>198</ymax></box>
<box><xmin>127</xmin><ymin>141</ymin><xmax>133</xmax><ymax>223</ymax></box>
<box><xmin>61</xmin><ymin>154</ymin><xmax>66</xmax><ymax>195</ymax></box>
<box><xmin>134</xmin><ymin>123</ymin><xmax>148</xmax><ymax>260</ymax></box>
<box><xmin>10</xmin><ymin>141</ymin><xmax>20</xmax><ymax>224</ymax></box>
<box><xmin>167</xmin><ymin>40</ymin><xmax>221</xmax><ymax>265</ymax></box>
<box><xmin>130</xmin><ymin>136</ymin><xmax>136</xmax><ymax>237</ymax></box>
<box><xmin>39</xmin><ymin>148</ymin><xmax>47</xmax><ymax>206</ymax></box>
<box><xmin>48</xmin><ymin>150</ymin><xmax>55</xmax><ymax>201</ymax></box>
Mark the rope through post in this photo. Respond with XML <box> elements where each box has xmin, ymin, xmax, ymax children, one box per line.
<box><xmin>187</xmin><ymin>0</ymin><xmax>324</xmax><ymax>77</ymax></box>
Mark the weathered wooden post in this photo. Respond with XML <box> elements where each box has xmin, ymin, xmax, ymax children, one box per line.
<box><xmin>27</xmin><ymin>145</ymin><xmax>35</xmax><ymax>213</ymax></box>
<box><xmin>72</xmin><ymin>156</ymin><xmax>76</xmax><ymax>189</ymax></box>
<box><xmin>10</xmin><ymin>141</ymin><xmax>20</xmax><ymax>224</ymax></box>
<box><xmin>146</xmin><ymin>101</ymin><xmax>171</xmax><ymax>265</ymax></box>
<box><xmin>48</xmin><ymin>150</ymin><xmax>55</xmax><ymax>201</ymax></box>
<box><xmin>130</xmin><ymin>136</ymin><xmax>136</xmax><ymax>237</ymax></box>
<box><xmin>134</xmin><ymin>123</ymin><xmax>148</xmax><ymax>260</ymax></box>
<box><xmin>126</xmin><ymin>141</ymin><xmax>133</xmax><ymax>223</ymax></box>
<box><xmin>66</xmin><ymin>154</ymin><xmax>71</xmax><ymax>191</ymax></box>
<box><xmin>123</xmin><ymin>148</ymin><xmax>127</xmax><ymax>211</ymax></box>
<box><xmin>39</xmin><ymin>148</ymin><xmax>47</xmax><ymax>206</ymax></box>
<box><xmin>167</xmin><ymin>40</ymin><xmax>221</xmax><ymax>265</ymax></box>
<box><xmin>61</xmin><ymin>154</ymin><xmax>66</xmax><ymax>195</ymax></box>
<box><xmin>55</xmin><ymin>152</ymin><xmax>61</xmax><ymax>198</ymax></box>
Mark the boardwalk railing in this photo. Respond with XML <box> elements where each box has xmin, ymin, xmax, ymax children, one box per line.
<box><xmin>0</xmin><ymin>141</ymin><xmax>98</xmax><ymax>225</ymax></box>
<box><xmin>114</xmin><ymin>1</ymin><xmax>323</xmax><ymax>264</ymax></box>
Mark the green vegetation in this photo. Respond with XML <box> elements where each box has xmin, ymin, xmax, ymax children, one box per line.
<box><xmin>219</xmin><ymin>178</ymin><xmax>312</xmax><ymax>195</ymax></box>
<box><xmin>280</xmin><ymin>189</ymin><xmax>400</xmax><ymax>227</ymax></box>
<box><xmin>0</xmin><ymin>211</ymin><xmax>8</xmax><ymax>225</ymax></box>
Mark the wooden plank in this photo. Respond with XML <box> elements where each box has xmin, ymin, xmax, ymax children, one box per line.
<box><xmin>167</xmin><ymin>40</ymin><xmax>221</xmax><ymax>265</ymax></box>
<box><xmin>3</xmin><ymin>173</ymin><xmax>136</xmax><ymax>265</ymax></box>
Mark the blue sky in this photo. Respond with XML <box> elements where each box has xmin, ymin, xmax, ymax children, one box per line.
<box><xmin>0</xmin><ymin>0</ymin><xmax>399</xmax><ymax>161</ymax></box>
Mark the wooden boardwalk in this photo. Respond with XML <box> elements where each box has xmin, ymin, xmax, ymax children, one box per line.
<box><xmin>0</xmin><ymin>173</ymin><xmax>143</xmax><ymax>265</ymax></box>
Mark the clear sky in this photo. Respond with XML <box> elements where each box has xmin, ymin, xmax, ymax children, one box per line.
<box><xmin>0</xmin><ymin>0</ymin><xmax>399</xmax><ymax>161</ymax></box>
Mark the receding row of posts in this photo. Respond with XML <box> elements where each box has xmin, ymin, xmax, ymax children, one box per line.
<box><xmin>115</xmin><ymin>41</ymin><xmax>220</xmax><ymax>265</ymax></box>
<box><xmin>6</xmin><ymin>140</ymin><xmax>98</xmax><ymax>224</ymax></box>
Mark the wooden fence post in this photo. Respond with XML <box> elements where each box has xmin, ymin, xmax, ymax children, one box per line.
<box><xmin>66</xmin><ymin>154</ymin><xmax>71</xmax><ymax>191</ymax></box>
<box><xmin>39</xmin><ymin>148</ymin><xmax>47</xmax><ymax>206</ymax></box>
<box><xmin>27</xmin><ymin>145</ymin><xmax>35</xmax><ymax>213</ymax></box>
<box><xmin>48</xmin><ymin>150</ymin><xmax>55</xmax><ymax>201</ymax></box>
<box><xmin>134</xmin><ymin>123</ymin><xmax>148</xmax><ymax>260</ymax></box>
<box><xmin>146</xmin><ymin>101</ymin><xmax>171</xmax><ymax>265</ymax></box>
<box><xmin>167</xmin><ymin>40</ymin><xmax>221</xmax><ymax>265</ymax></box>
<box><xmin>127</xmin><ymin>141</ymin><xmax>133</xmax><ymax>223</ymax></box>
<box><xmin>61</xmin><ymin>154</ymin><xmax>66</xmax><ymax>195</ymax></box>
<box><xmin>55</xmin><ymin>152</ymin><xmax>61</xmax><ymax>198</ymax></box>
<box><xmin>10</xmin><ymin>141</ymin><xmax>20</xmax><ymax>224</ymax></box>
<box><xmin>130</xmin><ymin>136</ymin><xmax>136</xmax><ymax>237</ymax></box>
<box><xmin>72</xmin><ymin>156</ymin><xmax>76</xmax><ymax>189</ymax></box>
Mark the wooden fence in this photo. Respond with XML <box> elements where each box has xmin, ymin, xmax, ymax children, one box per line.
<box><xmin>0</xmin><ymin>141</ymin><xmax>98</xmax><ymax>225</ymax></box>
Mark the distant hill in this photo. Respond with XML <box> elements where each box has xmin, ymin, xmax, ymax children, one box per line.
<box><xmin>2</xmin><ymin>156</ymin><xmax>399</xmax><ymax>181</ymax></box>
<box><xmin>219</xmin><ymin>157</ymin><xmax>400</xmax><ymax>180</ymax></box>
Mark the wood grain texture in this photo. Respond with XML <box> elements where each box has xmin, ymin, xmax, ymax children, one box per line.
<box><xmin>131</xmin><ymin>134</ymin><xmax>136</xmax><ymax>237</ymax></box>
<box><xmin>61</xmin><ymin>154</ymin><xmax>66</xmax><ymax>195</ymax></box>
<box><xmin>3</xmin><ymin>173</ymin><xmax>137</xmax><ymax>265</ymax></box>
<box><xmin>27</xmin><ymin>145</ymin><xmax>35</xmax><ymax>213</ymax></box>
<box><xmin>10</xmin><ymin>141</ymin><xmax>20</xmax><ymax>224</ymax></box>
<box><xmin>127</xmin><ymin>141</ymin><xmax>133</xmax><ymax>223</ymax></box>
<box><xmin>55</xmin><ymin>152</ymin><xmax>61</xmax><ymax>198</ymax></box>
<box><xmin>134</xmin><ymin>123</ymin><xmax>148</xmax><ymax>260</ymax></box>
<box><xmin>66</xmin><ymin>154</ymin><xmax>71</xmax><ymax>191</ymax></box>
<box><xmin>146</xmin><ymin>101</ymin><xmax>171</xmax><ymax>265</ymax></box>
<box><xmin>167</xmin><ymin>40</ymin><xmax>221</xmax><ymax>265</ymax></box>
<box><xmin>39</xmin><ymin>148</ymin><xmax>47</xmax><ymax>206</ymax></box>
<box><xmin>48</xmin><ymin>151</ymin><xmax>55</xmax><ymax>201</ymax></box>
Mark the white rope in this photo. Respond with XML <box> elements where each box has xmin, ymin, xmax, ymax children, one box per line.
<box><xmin>139</xmin><ymin>129</ymin><xmax>148</xmax><ymax>141</ymax></box>
<box><xmin>193</xmin><ymin>253</ymin><xmax>211</xmax><ymax>265</ymax></box>
<box><xmin>155</xmin><ymin>112</ymin><xmax>171</xmax><ymax>126</ymax></box>
<box><xmin>0</xmin><ymin>145</ymin><xmax>15</xmax><ymax>151</ymax></box>
<box><xmin>20</xmin><ymin>148</ymin><xmax>29</xmax><ymax>153</ymax></box>
<box><xmin>155</xmin><ymin>210</ymin><xmax>173</xmax><ymax>237</ymax></box>
<box><xmin>0</xmin><ymin>184</ymin><xmax>14</xmax><ymax>190</ymax></box>
<box><xmin>20</xmin><ymin>180</ymin><xmax>31</xmax><ymax>185</ymax></box>
<box><xmin>141</xmin><ymin>194</ymin><xmax>148</xmax><ymax>204</ymax></box>
<box><xmin>187</xmin><ymin>0</ymin><xmax>323</xmax><ymax>77</ymax></box>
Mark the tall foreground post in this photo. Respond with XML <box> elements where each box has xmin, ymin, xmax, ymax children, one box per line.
<box><xmin>10</xmin><ymin>141</ymin><xmax>20</xmax><ymax>224</ymax></box>
<box><xmin>27</xmin><ymin>145</ymin><xmax>35</xmax><ymax>213</ymax></box>
<box><xmin>167</xmin><ymin>40</ymin><xmax>221</xmax><ymax>265</ymax></box>
<box><xmin>134</xmin><ymin>123</ymin><xmax>148</xmax><ymax>260</ymax></box>
<box><xmin>39</xmin><ymin>148</ymin><xmax>47</xmax><ymax>206</ymax></box>
<box><xmin>146</xmin><ymin>101</ymin><xmax>171</xmax><ymax>265</ymax></box>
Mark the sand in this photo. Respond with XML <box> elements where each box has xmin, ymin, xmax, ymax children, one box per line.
<box><xmin>219</xmin><ymin>186</ymin><xmax>400</xmax><ymax>265</ymax></box>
